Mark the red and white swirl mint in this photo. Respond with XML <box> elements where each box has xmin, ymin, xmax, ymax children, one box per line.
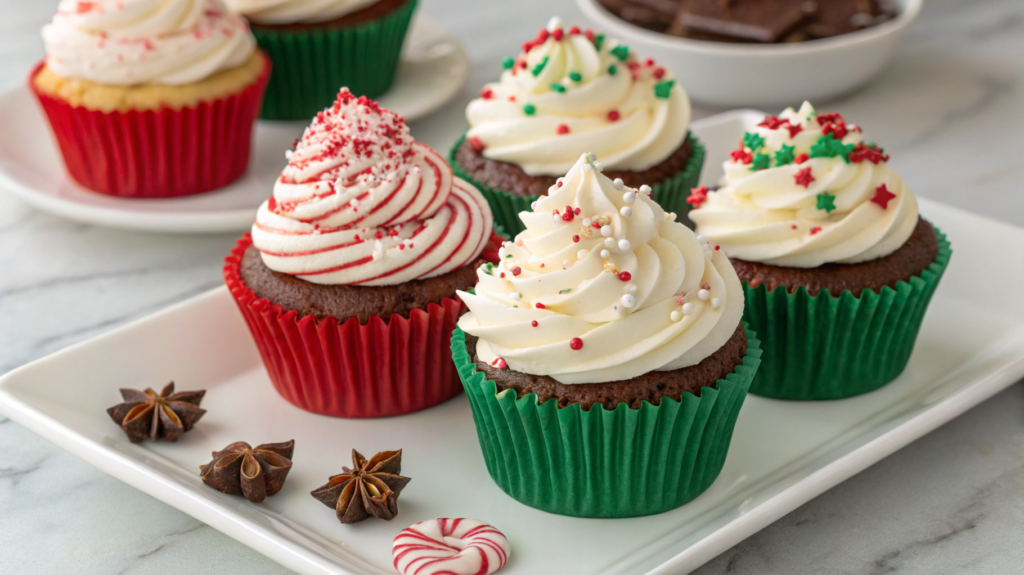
<box><xmin>393</xmin><ymin>518</ymin><xmax>510</xmax><ymax>575</ymax></box>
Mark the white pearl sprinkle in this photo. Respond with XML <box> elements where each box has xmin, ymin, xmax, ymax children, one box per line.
<box><xmin>588</xmin><ymin>152</ymin><xmax>597</xmax><ymax>162</ymax></box>
<box><xmin>696</xmin><ymin>234</ymin><xmax>707</xmax><ymax>244</ymax></box>
<box><xmin>618</xmin><ymin>239</ymin><xmax>631</xmax><ymax>251</ymax></box>
<box><xmin>284</xmin><ymin>150</ymin><xmax>293</xmax><ymax>160</ymax></box>
<box><xmin>510</xmin><ymin>292</ymin><xmax>521</xmax><ymax>301</ymax></box>
<box><xmin>711</xmin><ymin>298</ymin><xmax>722</xmax><ymax>309</ymax></box>
<box><xmin>577</xmin><ymin>249</ymin><xmax>589</xmax><ymax>260</ymax></box>
<box><xmin>582</xmin><ymin>217</ymin><xmax>592</xmax><ymax>227</ymax></box>
<box><xmin>698</xmin><ymin>289</ymin><xmax>709</xmax><ymax>300</ymax></box>
<box><xmin>682</xmin><ymin>303</ymin><xmax>695</xmax><ymax>314</ymax></box>
<box><xmin>623</xmin><ymin>191</ymin><xmax>636</xmax><ymax>203</ymax></box>
<box><xmin>639</xmin><ymin>185</ymin><xmax>652</xmax><ymax>195</ymax></box>
<box><xmin>600</xmin><ymin>249</ymin><xmax>611</xmax><ymax>258</ymax></box>
<box><xmin>563</xmin><ymin>260</ymin><xmax>572</xmax><ymax>269</ymax></box>
<box><xmin>600</xmin><ymin>225</ymin><xmax>613</xmax><ymax>237</ymax></box>
<box><xmin>613</xmin><ymin>178</ymin><xmax>624</xmax><ymax>190</ymax></box>
<box><xmin>593</xmin><ymin>161</ymin><xmax>604</xmax><ymax>172</ymax></box>
<box><xmin>621</xmin><ymin>294</ymin><xmax>636</xmax><ymax>308</ymax></box>
<box><xmin>620</xmin><ymin>206</ymin><xmax>633</xmax><ymax>217</ymax></box>
<box><xmin>553</xmin><ymin>213</ymin><xmax>563</xmax><ymax>224</ymax></box>
<box><xmin>604</xmin><ymin>237</ymin><xmax>616</xmax><ymax>248</ymax></box>
<box><xmin>670</xmin><ymin>311</ymin><xmax>682</xmax><ymax>322</ymax></box>
<box><xmin>582</xmin><ymin>164</ymin><xmax>593</xmax><ymax>172</ymax></box>
<box><xmin>626</xmin><ymin>283</ymin><xmax>637</xmax><ymax>293</ymax></box>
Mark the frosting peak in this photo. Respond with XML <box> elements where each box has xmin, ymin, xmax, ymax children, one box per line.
<box><xmin>689</xmin><ymin>102</ymin><xmax>919</xmax><ymax>268</ymax></box>
<box><xmin>252</xmin><ymin>89</ymin><xmax>493</xmax><ymax>287</ymax></box>
<box><xmin>465</xmin><ymin>17</ymin><xmax>691</xmax><ymax>176</ymax></box>
<box><xmin>458</xmin><ymin>153</ymin><xmax>743</xmax><ymax>384</ymax></box>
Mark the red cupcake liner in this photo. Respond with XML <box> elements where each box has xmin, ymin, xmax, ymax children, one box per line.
<box><xmin>224</xmin><ymin>232</ymin><xmax>504</xmax><ymax>418</ymax></box>
<box><xmin>28</xmin><ymin>53</ymin><xmax>271</xmax><ymax>198</ymax></box>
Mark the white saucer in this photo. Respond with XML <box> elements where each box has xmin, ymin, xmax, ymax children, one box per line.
<box><xmin>0</xmin><ymin>16</ymin><xmax>469</xmax><ymax>234</ymax></box>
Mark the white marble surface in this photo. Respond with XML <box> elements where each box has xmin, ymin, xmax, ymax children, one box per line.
<box><xmin>1</xmin><ymin>0</ymin><xmax>1023</xmax><ymax>573</ymax></box>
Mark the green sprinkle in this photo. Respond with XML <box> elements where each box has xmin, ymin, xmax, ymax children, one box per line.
<box><xmin>513</xmin><ymin>305</ymin><xmax>518</xmax><ymax>308</ymax></box>
<box><xmin>594</xmin><ymin>33</ymin><xmax>605</xmax><ymax>51</ymax></box>
<box><xmin>559</xmin><ymin>288</ymin><xmax>572</xmax><ymax>294</ymax></box>
<box><xmin>502</xmin><ymin>57</ymin><xmax>515</xmax><ymax>70</ymax></box>
<box><xmin>743</xmin><ymin>132</ymin><xmax>765</xmax><ymax>152</ymax></box>
<box><xmin>607</xmin><ymin>64</ymin><xmax>617</xmax><ymax>76</ymax></box>
<box><xmin>774</xmin><ymin>144</ymin><xmax>796</xmax><ymax>166</ymax></box>
<box><xmin>750</xmin><ymin>153</ymin><xmax>770</xmax><ymax>171</ymax></box>
<box><xmin>531</xmin><ymin>56</ymin><xmax>549</xmax><ymax>77</ymax></box>
<box><xmin>550</xmin><ymin>83</ymin><xmax>567</xmax><ymax>93</ymax></box>
<box><xmin>505</xmin><ymin>253</ymin><xmax>513</xmax><ymax>258</ymax></box>
<box><xmin>610</xmin><ymin>44</ymin><xmax>629</xmax><ymax>61</ymax></box>
<box><xmin>817</xmin><ymin>193</ymin><xmax>837</xmax><ymax>213</ymax></box>
<box><xmin>809</xmin><ymin>134</ymin><xmax>853</xmax><ymax>163</ymax></box>
<box><xmin>654</xmin><ymin>79</ymin><xmax>675</xmax><ymax>99</ymax></box>
<box><xmin>523</xmin><ymin>103</ymin><xmax>536</xmax><ymax>115</ymax></box>
<box><xmin>569</xmin><ymin>71</ymin><xmax>582</xmax><ymax>82</ymax></box>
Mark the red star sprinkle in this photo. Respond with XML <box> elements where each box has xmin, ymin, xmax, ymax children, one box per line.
<box><xmin>785</xmin><ymin>121</ymin><xmax>803</xmax><ymax>138</ymax></box>
<box><xmin>793</xmin><ymin>167</ymin><xmax>815</xmax><ymax>188</ymax></box>
<box><xmin>810</xmin><ymin>227</ymin><xmax>822</xmax><ymax>235</ymax></box>
<box><xmin>469</xmin><ymin>137</ymin><xmax>485</xmax><ymax>153</ymax></box>
<box><xmin>794</xmin><ymin>153</ymin><xmax>810</xmax><ymax>164</ymax></box>
<box><xmin>871</xmin><ymin>184</ymin><xmax>897</xmax><ymax>209</ymax></box>
<box><xmin>758</xmin><ymin>115</ymin><xmax>784</xmax><ymax>129</ymax></box>
<box><xmin>730</xmin><ymin>149</ymin><xmax>753</xmax><ymax>164</ymax></box>
<box><xmin>686</xmin><ymin>185</ymin><xmax>709</xmax><ymax>208</ymax></box>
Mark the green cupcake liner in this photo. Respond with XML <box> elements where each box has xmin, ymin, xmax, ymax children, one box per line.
<box><xmin>253</xmin><ymin>0</ymin><xmax>417</xmax><ymax>120</ymax></box>
<box><xmin>451</xmin><ymin>324</ymin><xmax>761</xmax><ymax>518</ymax></box>
<box><xmin>744</xmin><ymin>225</ymin><xmax>952</xmax><ymax>401</ymax></box>
<box><xmin>449</xmin><ymin>132</ymin><xmax>706</xmax><ymax>238</ymax></box>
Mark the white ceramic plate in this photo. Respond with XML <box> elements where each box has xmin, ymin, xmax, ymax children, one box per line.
<box><xmin>3</xmin><ymin>112</ymin><xmax>1024</xmax><ymax>575</ymax></box>
<box><xmin>0</xmin><ymin>16</ymin><xmax>469</xmax><ymax>235</ymax></box>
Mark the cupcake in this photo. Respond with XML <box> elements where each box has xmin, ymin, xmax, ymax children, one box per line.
<box><xmin>689</xmin><ymin>102</ymin><xmax>952</xmax><ymax>400</ymax></box>
<box><xmin>224</xmin><ymin>88</ymin><xmax>498</xmax><ymax>418</ymax></box>
<box><xmin>224</xmin><ymin>0</ymin><xmax>417</xmax><ymax>120</ymax></box>
<box><xmin>32</xmin><ymin>0</ymin><xmax>269</xmax><ymax>198</ymax></box>
<box><xmin>450</xmin><ymin>17</ymin><xmax>705</xmax><ymax>237</ymax></box>
<box><xmin>452</xmin><ymin>153</ymin><xmax>760</xmax><ymax>517</ymax></box>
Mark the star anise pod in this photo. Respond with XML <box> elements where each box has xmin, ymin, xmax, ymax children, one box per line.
<box><xmin>200</xmin><ymin>440</ymin><xmax>295</xmax><ymax>503</ymax></box>
<box><xmin>106</xmin><ymin>382</ymin><xmax>206</xmax><ymax>443</ymax></box>
<box><xmin>311</xmin><ymin>449</ymin><xmax>411</xmax><ymax>524</ymax></box>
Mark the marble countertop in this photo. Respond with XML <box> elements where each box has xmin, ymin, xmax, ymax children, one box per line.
<box><xmin>2</xmin><ymin>0</ymin><xmax>1023</xmax><ymax>573</ymax></box>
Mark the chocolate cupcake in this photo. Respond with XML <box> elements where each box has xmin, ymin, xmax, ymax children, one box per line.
<box><xmin>450</xmin><ymin>17</ymin><xmax>705</xmax><ymax>237</ymax></box>
<box><xmin>452</xmin><ymin>152</ymin><xmax>761</xmax><ymax>517</ymax></box>
<box><xmin>689</xmin><ymin>102</ymin><xmax>952</xmax><ymax>400</ymax></box>
<box><xmin>224</xmin><ymin>88</ymin><xmax>497</xmax><ymax>418</ymax></box>
<box><xmin>224</xmin><ymin>0</ymin><xmax>417</xmax><ymax>119</ymax></box>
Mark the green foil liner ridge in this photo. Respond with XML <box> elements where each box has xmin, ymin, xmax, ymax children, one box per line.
<box><xmin>253</xmin><ymin>0</ymin><xmax>417</xmax><ymax>120</ymax></box>
<box><xmin>744</xmin><ymin>225</ymin><xmax>951</xmax><ymax>400</ymax></box>
<box><xmin>451</xmin><ymin>324</ymin><xmax>761</xmax><ymax>518</ymax></box>
<box><xmin>449</xmin><ymin>131</ymin><xmax>706</xmax><ymax>238</ymax></box>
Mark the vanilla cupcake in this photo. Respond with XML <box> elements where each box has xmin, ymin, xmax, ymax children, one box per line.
<box><xmin>451</xmin><ymin>153</ymin><xmax>760</xmax><ymax>517</ymax></box>
<box><xmin>450</xmin><ymin>17</ymin><xmax>705</xmax><ymax>236</ymax></box>
<box><xmin>31</xmin><ymin>0</ymin><xmax>269</xmax><ymax>198</ymax></box>
<box><xmin>689</xmin><ymin>102</ymin><xmax>952</xmax><ymax>400</ymax></box>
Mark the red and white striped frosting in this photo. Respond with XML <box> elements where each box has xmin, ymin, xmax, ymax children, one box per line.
<box><xmin>252</xmin><ymin>89</ymin><xmax>493</xmax><ymax>286</ymax></box>
<box><xmin>393</xmin><ymin>518</ymin><xmax>511</xmax><ymax>575</ymax></box>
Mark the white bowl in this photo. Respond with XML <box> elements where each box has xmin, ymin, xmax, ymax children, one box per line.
<box><xmin>577</xmin><ymin>0</ymin><xmax>921</xmax><ymax>108</ymax></box>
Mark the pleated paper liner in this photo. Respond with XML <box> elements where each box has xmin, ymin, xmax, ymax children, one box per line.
<box><xmin>745</xmin><ymin>225</ymin><xmax>952</xmax><ymax>401</ymax></box>
<box><xmin>451</xmin><ymin>325</ymin><xmax>761</xmax><ymax>518</ymax></box>
<box><xmin>253</xmin><ymin>0</ymin><xmax>417</xmax><ymax>120</ymax></box>
<box><xmin>448</xmin><ymin>132</ymin><xmax>706</xmax><ymax>238</ymax></box>
<box><xmin>28</xmin><ymin>54</ymin><xmax>270</xmax><ymax>198</ymax></box>
<box><xmin>224</xmin><ymin>232</ymin><xmax>503</xmax><ymax>418</ymax></box>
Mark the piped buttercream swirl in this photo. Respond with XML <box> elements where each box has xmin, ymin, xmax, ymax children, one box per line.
<box><xmin>252</xmin><ymin>89</ymin><xmax>493</xmax><ymax>286</ymax></box>
<box><xmin>457</xmin><ymin>153</ymin><xmax>743</xmax><ymax>385</ymax></box>
<box><xmin>689</xmin><ymin>102</ymin><xmax>918</xmax><ymax>268</ymax></box>
<box><xmin>223</xmin><ymin>0</ymin><xmax>378</xmax><ymax>25</ymax></box>
<box><xmin>465</xmin><ymin>17</ymin><xmax>691</xmax><ymax>177</ymax></box>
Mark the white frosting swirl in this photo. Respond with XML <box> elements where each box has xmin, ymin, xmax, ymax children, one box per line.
<box><xmin>465</xmin><ymin>17</ymin><xmax>691</xmax><ymax>177</ymax></box>
<box><xmin>458</xmin><ymin>153</ymin><xmax>743</xmax><ymax>385</ymax></box>
<box><xmin>42</xmin><ymin>0</ymin><xmax>256</xmax><ymax>86</ymax></box>
<box><xmin>252</xmin><ymin>89</ymin><xmax>493</xmax><ymax>287</ymax></box>
<box><xmin>690</xmin><ymin>102</ymin><xmax>919</xmax><ymax>268</ymax></box>
<box><xmin>223</xmin><ymin>0</ymin><xmax>378</xmax><ymax>25</ymax></box>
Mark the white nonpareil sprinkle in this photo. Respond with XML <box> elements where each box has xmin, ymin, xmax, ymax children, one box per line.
<box><xmin>593</xmin><ymin>161</ymin><xmax>604</xmax><ymax>172</ymax></box>
<box><xmin>618</xmin><ymin>239</ymin><xmax>631</xmax><ymax>251</ymax></box>
<box><xmin>639</xmin><ymin>185</ymin><xmax>652</xmax><ymax>195</ymax></box>
<box><xmin>604</xmin><ymin>237</ymin><xmax>616</xmax><ymax>248</ymax></box>
<box><xmin>613</xmin><ymin>178</ymin><xmax>624</xmax><ymax>190</ymax></box>
<box><xmin>620</xmin><ymin>206</ymin><xmax>632</xmax><ymax>217</ymax></box>
<box><xmin>588</xmin><ymin>152</ymin><xmax>597</xmax><ymax>162</ymax></box>
<box><xmin>577</xmin><ymin>249</ymin><xmax>589</xmax><ymax>260</ymax></box>
<box><xmin>682</xmin><ymin>303</ymin><xmax>695</xmax><ymax>314</ymax></box>
<box><xmin>553</xmin><ymin>213</ymin><xmax>563</xmax><ymax>224</ymax></box>
<box><xmin>510</xmin><ymin>292</ymin><xmax>522</xmax><ymax>301</ymax></box>
<box><xmin>600</xmin><ymin>225</ymin><xmax>613</xmax><ymax>237</ymax></box>
<box><xmin>563</xmin><ymin>260</ymin><xmax>572</xmax><ymax>269</ymax></box>
<box><xmin>600</xmin><ymin>249</ymin><xmax>611</xmax><ymax>258</ymax></box>
<box><xmin>582</xmin><ymin>217</ymin><xmax>592</xmax><ymax>227</ymax></box>
<box><xmin>711</xmin><ymin>298</ymin><xmax>722</xmax><ymax>309</ymax></box>
<box><xmin>670</xmin><ymin>310</ymin><xmax>682</xmax><ymax>322</ymax></box>
<box><xmin>621</xmin><ymin>294</ymin><xmax>635</xmax><ymax>308</ymax></box>
<box><xmin>698</xmin><ymin>289</ymin><xmax>709</xmax><ymax>300</ymax></box>
<box><xmin>622</xmin><ymin>191</ymin><xmax>635</xmax><ymax>203</ymax></box>
<box><xmin>625</xmin><ymin>283</ymin><xmax>637</xmax><ymax>294</ymax></box>
<box><xmin>696</xmin><ymin>234</ymin><xmax>707</xmax><ymax>244</ymax></box>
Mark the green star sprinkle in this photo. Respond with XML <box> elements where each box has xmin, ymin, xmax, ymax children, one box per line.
<box><xmin>559</xmin><ymin>288</ymin><xmax>572</xmax><ymax>294</ymax></box>
<box><xmin>484</xmin><ymin>263</ymin><xmax>495</xmax><ymax>275</ymax></box>
<box><xmin>607</xmin><ymin>64</ymin><xmax>617</xmax><ymax>76</ymax></box>
<box><xmin>610</xmin><ymin>44</ymin><xmax>629</xmax><ymax>61</ymax></box>
<box><xmin>654</xmin><ymin>79</ymin><xmax>675</xmax><ymax>99</ymax></box>
<box><xmin>750</xmin><ymin>153</ymin><xmax>770</xmax><ymax>171</ymax></box>
<box><xmin>594</xmin><ymin>33</ymin><xmax>605</xmax><ymax>51</ymax></box>
<box><xmin>817</xmin><ymin>193</ymin><xmax>837</xmax><ymax>213</ymax></box>
<box><xmin>809</xmin><ymin>134</ymin><xmax>853</xmax><ymax>162</ymax></box>
<box><xmin>550</xmin><ymin>83</ymin><xmax>567</xmax><ymax>93</ymax></box>
<box><xmin>569</xmin><ymin>71</ymin><xmax>582</xmax><ymax>82</ymax></box>
<box><xmin>502</xmin><ymin>57</ymin><xmax>514</xmax><ymax>70</ymax></box>
<box><xmin>774</xmin><ymin>144</ymin><xmax>796</xmax><ymax>166</ymax></box>
<box><xmin>743</xmin><ymin>132</ymin><xmax>765</xmax><ymax>152</ymax></box>
<box><xmin>523</xmin><ymin>103</ymin><xmax>536</xmax><ymax>115</ymax></box>
<box><xmin>531</xmin><ymin>56</ymin><xmax>549</xmax><ymax>77</ymax></box>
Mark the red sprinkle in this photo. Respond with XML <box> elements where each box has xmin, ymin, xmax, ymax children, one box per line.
<box><xmin>607</xmin><ymin>110</ymin><xmax>620</xmax><ymax>121</ymax></box>
<box><xmin>686</xmin><ymin>185</ymin><xmax>709</xmax><ymax>208</ymax></box>
<box><xmin>794</xmin><ymin>166</ymin><xmax>815</xmax><ymax>188</ymax></box>
<box><xmin>569</xmin><ymin>25</ymin><xmax>580</xmax><ymax>35</ymax></box>
<box><xmin>469</xmin><ymin>137</ymin><xmax>486</xmax><ymax>153</ymax></box>
<box><xmin>791</xmin><ymin>224</ymin><xmax>798</xmax><ymax>230</ymax></box>
<box><xmin>508</xmin><ymin>95</ymin><xmax>517</xmax><ymax>102</ymax></box>
<box><xmin>785</xmin><ymin>122</ymin><xmax>804</xmax><ymax>138</ymax></box>
<box><xmin>374</xmin><ymin>230</ymin><xmax>384</xmax><ymax>239</ymax></box>
<box><xmin>557</xmin><ymin>181</ymin><xmax>563</xmax><ymax>188</ymax></box>
<box><xmin>810</xmin><ymin>226</ymin><xmax>822</xmax><ymax>235</ymax></box>
<box><xmin>267</xmin><ymin>196</ymin><xmax>277</xmax><ymax>211</ymax></box>
<box><xmin>730</xmin><ymin>149</ymin><xmax>753</xmax><ymax>164</ymax></box>
<box><xmin>758</xmin><ymin>115</ymin><xmax>784</xmax><ymax>129</ymax></box>
<box><xmin>574</xmin><ymin>207</ymin><xmax>581</xmax><ymax>215</ymax></box>
<box><xmin>535</xmin><ymin>302</ymin><xmax>546</xmax><ymax>309</ymax></box>
<box><xmin>572</xmin><ymin>235</ymin><xmax>580</xmax><ymax>243</ymax></box>
<box><xmin>653</xmin><ymin>67</ymin><xmax>666</xmax><ymax>80</ymax></box>
<box><xmin>715</xmin><ymin>245</ymin><xmax>720</xmax><ymax>250</ymax></box>
<box><xmin>618</xmin><ymin>271</ymin><xmax>631</xmax><ymax>281</ymax></box>
<box><xmin>531</xmin><ymin>320</ymin><xmax>539</xmax><ymax>327</ymax></box>
<box><xmin>569</xmin><ymin>337</ymin><xmax>584</xmax><ymax>350</ymax></box>
<box><xmin>492</xmin><ymin>357</ymin><xmax>507</xmax><ymax>369</ymax></box>
<box><xmin>794</xmin><ymin>153</ymin><xmax>810</xmax><ymax>164</ymax></box>
<box><xmin>479</xmin><ymin>88</ymin><xmax>493</xmax><ymax>99</ymax></box>
<box><xmin>556</xmin><ymin>124</ymin><xmax>570</xmax><ymax>135</ymax></box>
<box><xmin>511</xmin><ymin>266</ymin><xmax>522</xmax><ymax>276</ymax></box>
<box><xmin>644</xmin><ymin>58</ymin><xmax>655</xmax><ymax>67</ymax></box>
<box><xmin>871</xmin><ymin>184</ymin><xmax>897</xmax><ymax>209</ymax></box>
<box><xmin>552</xmin><ymin>28</ymin><xmax>564</xmax><ymax>41</ymax></box>
<box><xmin>500</xmin><ymin>272</ymin><xmax>506</xmax><ymax>278</ymax></box>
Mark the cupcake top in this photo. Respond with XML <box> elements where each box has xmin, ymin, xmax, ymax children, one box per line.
<box><xmin>42</xmin><ymin>0</ymin><xmax>256</xmax><ymax>86</ymax></box>
<box><xmin>223</xmin><ymin>0</ymin><xmax>378</xmax><ymax>25</ymax></box>
<box><xmin>689</xmin><ymin>102</ymin><xmax>919</xmax><ymax>269</ymax></box>
<box><xmin>457</xmin><ymin>153</ymin><xmax>743</xmax><ymax>385</ymax></box>
<box><xmin>465</xmin><ymin>17</ymin><xmax>691</xmax><ymax>177</ymax></box>
<box><xmin>252</xmin><ymin>89</ymin><xmax>493</xmax><ymax>287</ymax></box>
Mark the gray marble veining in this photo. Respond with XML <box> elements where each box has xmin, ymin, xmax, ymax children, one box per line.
<box><xmin>1</xmin><ymin>0</ymin><xmax>1023</xmax><ymax>574</ymax></box>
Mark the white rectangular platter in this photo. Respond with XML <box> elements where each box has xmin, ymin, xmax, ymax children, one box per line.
<box><xmin>2</xmin><ymin>111</ymin><xmax>1024</xmax><ymax>575</ymax></box>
